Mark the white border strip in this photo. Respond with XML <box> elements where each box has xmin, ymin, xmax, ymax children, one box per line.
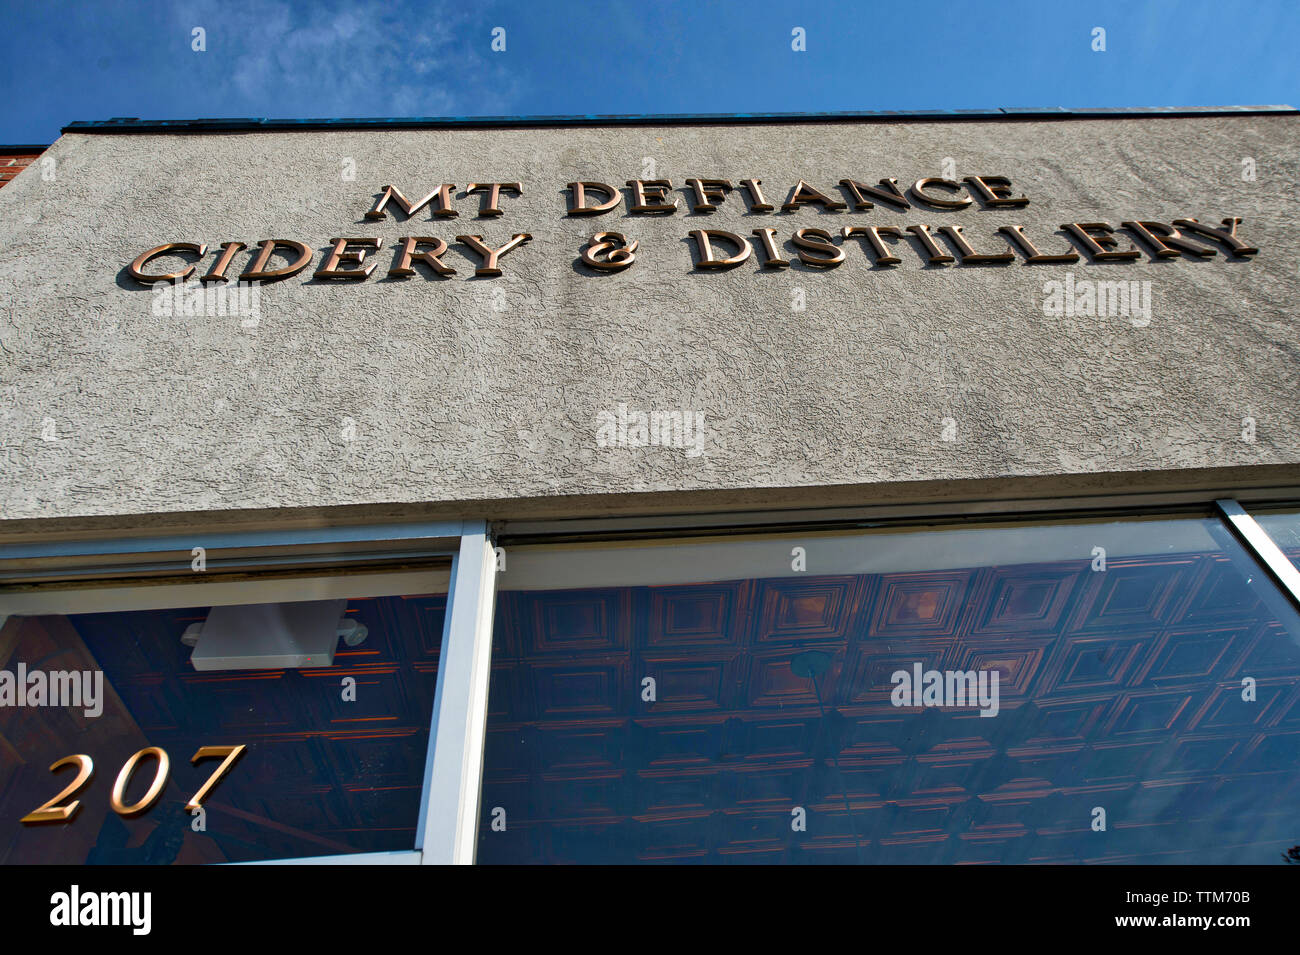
<box><xmin>0</xmin><ymin>520</ymin><xmax>468</xmax><ymax>560</ymax></box>
<box><xmin>417</xmin><ymin>522</ymin><xmax>498</xmax><ymax>864</ymax></box>
<box><xmin>497</xmin><ymin>488</ymin><xmax>1300</xmax><ymax>538</ymax></box>
<box><xmin>1216</xmin><ymin>499</ymin><xmax>1300</xmax><ymax>606</ymax></box>
<box><xmin>0</xmin><ymin>568</ymin><xmax>450</xmax><ymax>615</ymax></box>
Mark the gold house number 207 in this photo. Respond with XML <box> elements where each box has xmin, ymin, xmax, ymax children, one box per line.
<box><xmin>20</xmin><ymin>745</ymin><xmax>246</xmax><ymax>824</ymax></box>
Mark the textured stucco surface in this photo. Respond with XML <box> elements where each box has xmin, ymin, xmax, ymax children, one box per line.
<box><xmin>0</xmin><ymin>116</ymin><xmax>1296</xmax><ymax>529</ymax></box>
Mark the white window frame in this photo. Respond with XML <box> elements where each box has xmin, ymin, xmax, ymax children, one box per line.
<box><xmin>0</xmin><ymin>519</ymin><xmax>500</xmax><ymax>866</ymax></box>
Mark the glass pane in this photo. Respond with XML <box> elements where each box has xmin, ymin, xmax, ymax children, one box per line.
<box><xmin>478</xmin><ymin>517</ymin><xmax>1300</xmax><ymax>864</ymax></box>
<box><xmin>0</xmin><ymin>589</ymin><xmax>445</xmax><ymax>863</ymax></box>
<box><xmin>1252</xmin><ymin>509</ymin><xmax>1300</xmax><ymax>573</ymax></box>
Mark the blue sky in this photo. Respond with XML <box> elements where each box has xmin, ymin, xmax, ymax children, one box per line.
<box><xmin>1</xmin><ymin>0</ymin><xmax>1296</xmax><ymax>144</ymax></box>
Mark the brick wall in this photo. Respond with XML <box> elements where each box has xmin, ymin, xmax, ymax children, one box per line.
<box><xmin>0</xmin><ymin>150</ymin><xmax>43</xmax><ymax>189</ymax></box>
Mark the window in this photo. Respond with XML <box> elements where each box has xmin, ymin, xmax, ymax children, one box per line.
<box><xmin>0</xmin><ymin>572</ymin><xmax>447</xmax><ymax>863</ymax></box>
<box><xmin>0</xmin><ymin>520</ymin><xmax>499</xmax><ymax>865</ymax></box>
<box><xmin>479</xmin><ymin>514</ymin><xmax>1300</xmax><ymax>863</ymax></box>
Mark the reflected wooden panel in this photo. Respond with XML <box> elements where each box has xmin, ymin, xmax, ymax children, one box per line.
<box><xmin>480</xmin><ymin>547</ymin><xmax>1300</xmax><ymax>864</ymax></box>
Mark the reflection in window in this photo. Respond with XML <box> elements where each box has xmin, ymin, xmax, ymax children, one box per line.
<box><xmin>1253</xmin><ymin>509</ymin><xmax>1300</xmax><ymax>573</ymax></box>
<box><xmin>0</xmin><ymin>593</ymin><xmax>445</xmax><ymax>864</ymax></box>
<box><xmin>478</xmin><ymin>518</ymin><xmax>1300</xmax><ymax>864</ymax></box>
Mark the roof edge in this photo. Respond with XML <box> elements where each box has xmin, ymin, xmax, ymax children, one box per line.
<box><xmin>60</xmin><ymin>105</ymin><xmax>1299</xmax><ymax>136</ymax></box>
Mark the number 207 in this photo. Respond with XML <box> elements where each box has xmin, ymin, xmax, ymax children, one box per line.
<box><xmin>20</xmin><ymin>745</ymin><xmax>246</xmax><ymax>824</ymax></box>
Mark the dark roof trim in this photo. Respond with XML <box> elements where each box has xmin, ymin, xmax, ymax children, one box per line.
<box><xmin>62</xmin><ymin>105</ymin><xmax>1298</xmax><ymax>135</ymax></box>
<box><xmin>0</xmin><ymin>145</ymin><xmax>48</xmax><ymax>152</ymax></box>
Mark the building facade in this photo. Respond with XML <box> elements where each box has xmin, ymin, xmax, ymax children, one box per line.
<box><xmin>0</xmin><ymin>107</ymin><xmax>1297</xmax><ymax>864</ymax></box>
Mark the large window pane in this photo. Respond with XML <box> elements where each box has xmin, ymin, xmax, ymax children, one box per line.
<box><xmin>478</xmin><ymin>517</ymin><xmax>1300</xmax><ymax>864</ymax></box>
<box><xmin>0</xmin><ymin>585</ymin><xmax>445</xmax><ymax>863</ymax></box>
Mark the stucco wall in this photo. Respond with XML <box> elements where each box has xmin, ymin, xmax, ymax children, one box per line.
<box><xmin>0</xmin><ymin>115</ymin><xmax>1296</xmax><ymax>531</ymax></box>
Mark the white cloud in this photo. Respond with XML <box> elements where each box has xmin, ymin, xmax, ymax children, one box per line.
<box><xmin>175</xmin><ymin>0</ymin><xmax>521</xmax><ymax>118</ymax></box>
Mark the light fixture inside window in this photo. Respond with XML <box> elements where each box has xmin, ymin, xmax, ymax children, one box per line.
<box><xmin>180</xmin><ymin>599</ymin><xmax>367</xmax><ymax>671</ymax></box>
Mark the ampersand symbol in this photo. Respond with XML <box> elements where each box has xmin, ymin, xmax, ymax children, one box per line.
<box><xmin>580</xmin><ymin>232</ymin><xmax>638</xmax><ymax>272</ymax></box>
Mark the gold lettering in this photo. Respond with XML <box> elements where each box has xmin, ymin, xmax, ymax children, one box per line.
<box><xmin>465</xmin><ymin>182</ymin><xmax>522</xmax><ymax>217</ymax></box>
<box><xmin>626</xmin><ymin>179</ymin><xmax>677</xmax><ymax>214</ymax></box>
<box><xmin>200</xmin><ymin>241</ymin><xmax>247</xmax><ymax>283</ymax></box>
<box><xmin>185</xmin><ymin>745</ymin><xmax>247</xmax><ymax>812</ymax></box>
<box><xmin>837</xmin><ymin>178</ymin><xmax>911</xmax><ymax>211</ymax></box>
<box><xmin>365</xmin><ymin>184</ymin><xmax>457</xmax><ymax>221</ymax></box>
<box><xmin>456</xmin><ymin>233</ymin><xmax>532</xmax><ymax>276</ymax></box>
<box><xmin>389</xmin><ymin>237</ymin><xmax>457</xmax><ymax>277</ymax></box>
<box><xmin>1171</xmin><ymin>217</ymin><xmax>1259</xmax><ymax>257</ymax></box>
<box><xmin>791</xmin><ymin>228</ymin><xmax>844</xmax><ymax>267</ymax></box>
<box><xmin>580</xmin><ymin>232</ymin><xmax>639</xmax><ymax>271</ymax></box>
<box><xmin>910</xmin><ymin>178</ymin><xmax>973</xmax><ymax>210</ymax></box>
<box><xmin>842</xmin><ymin>226</ymin><xmax>904</xmax><ymax>265</ymax></box>
<box><xmin>1061</xmin><ymin>222</ymin><xmax>1141</xmax><ymax>261</ymax></box>
<box><xmin>963</xmin><ymin>175</ymin><xmax>1028</xmax><ymax>208</ymax></box>
<box><xmin>750</xmin><ymin>228</ymin><xmax>790</xmax><ymax>268</ymax></box>
<box><xmin>20</xmin><ymin>754</ymin><xmax>94</xmax><ymax>824</ymax></box>
<box><xmin>314</xmin><ymin>238</ymin><xmax>382</xmax><ymax>280</ymax></box>
<box><xmin>128</xmin><ymin>242</ymin><xmax>207</xmax><ymax>284</ymax></box>
<box><xmin>904</xmin><ymin>224</ymin><xmax>954</xmax><ymax>265</ymax></box>
<box><xmin>239</xmin><ymin>239</ymin><xmax>313</xmax><ymax>282</ymax></box>
<box><xmin>740</xmin><ymin>178</ymin><xmax>774</xmax><ymax>212</ymax></box>
<box><xmin>567</xmin><ymin>182</ymin><xmax>621</xmax><ymax>216</ymax></box>
<box><xmin>686</xmin><ymin>178</ymin><xmax>732</xmax><ymax>213</ymax></box>
<box><xmin>936</xmin><ymin>225</ymin><xmax>1014</xmax><ymax>264</ymax></box>
<box><xmin>689</xmin><ymin>229</ymin><xmax>752</xmax><ymax>269</ymax></box>
<box><xmin>782</xmin><ymin>180</ymin><xmax>848</xmax><ymax>212</ymax></box>
<box><xmin>110</xmin><ymin>747</ymin><xmax>170</xmax><ymax>819</ymax></box>
<box><xmin>996</xmin><ymin>226</ymin><xmax>1080</xmax><ymax>263</ymax></box>
<box><xmin>1121</xmin><ymin>221</ymin><xmax>1216</xmax><ymax>259</ymax></box>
